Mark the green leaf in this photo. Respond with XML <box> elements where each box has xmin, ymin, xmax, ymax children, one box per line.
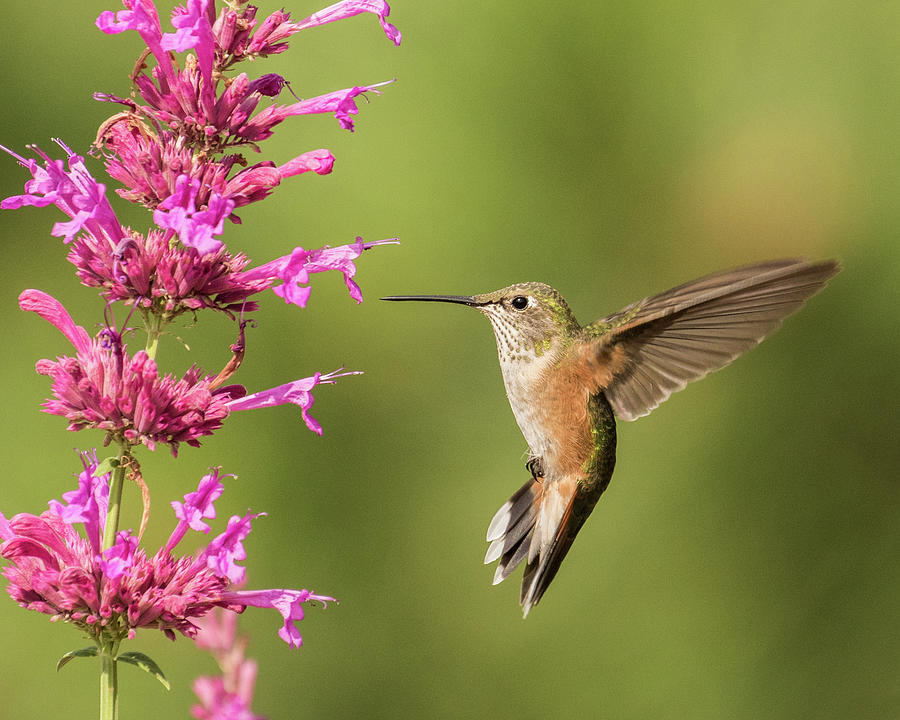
<box><xmin>117</xmin><ymin>651</ymin><xmax>171</xmax><ymax>691</ymax></box>
<box><xmin>94</xmin><ymin>456</ymin><xmax>120</xmax><ymax>476</ymax></box>
<box><xmin>57</xmin><ymin>646</ymin><xmax>99</xmax><ymax>672</ymax></box>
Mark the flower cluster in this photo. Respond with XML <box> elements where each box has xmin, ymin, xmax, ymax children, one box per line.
<box><xmin>0</xmin><ymin>455</ymin><xmax>334</xmax><ymax>648</ymax></box>
<box><xmin>20</xmin><ymin>288</ymin><xmax>360</xmax><ymax>452</ymax></box>
<box><xmin>0</xmin><ymin>0</ymin><xmax>400</xmax><ymax>715</ymax></box>
<box><xmin>2</xmin><ymin>0</ymin><xmax>399</xmax><ymax>318</ymax></box>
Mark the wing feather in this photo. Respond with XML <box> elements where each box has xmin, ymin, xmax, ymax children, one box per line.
<box><xmin>585</xmin><ymin>258</ymin><xmax>840</xmax><ymax>421</ymax></box>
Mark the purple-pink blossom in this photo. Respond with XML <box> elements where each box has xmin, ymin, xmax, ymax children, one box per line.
<box><xmin>288</xmin><ymin>0</ymin><xmax>401</xmax><ymax>46</ymax></box>
<box><xmin>237</xmin><ymin>81</ymin><xmax>395</xmax><ymax>140</ymax></box>
<box><xmin>71</xmin><ymin>227</ymin><xmax>271</xmax><ymax>315</ymax></box>
<box><xmin>21</xmin><ymin>289</ymin><xmax>361</xmax><ymax>446</ymax></box>
<box><xmin>0</xmin><ymin>140</ymin><xmax>124</xmax><ymax>246</ymax></box>
<box><xmin>153</xmin><ymin>175</ymin><xmax>234</xmax><ymax>255</ymax></box>
<box><xmin>48</xmin><ymin>450</ymin><xmax>110</xmax><ymax>554</ymax></box>
<box><xmin>20</xmin><ymin>289</ymin><xmax>238</xmax><ymax>454</ymax></box>
<box><xmin>0</xmin><ymin>463</ymin><xmax>334</xmax><ymax>647</ymax></box>
<box><xmin>227</xmin><ymin>368</ymin><xmax>362</xmax><ymax>435</ymax></box>
<box><xmin>96</xmin><ymin>0</ymin><xmax>397</xmax><ymax>145</ymax></box>
<box><xmin>242</xmin><ymin>236</ymin><xmax>399</xmax><ymax>308</ymax></box>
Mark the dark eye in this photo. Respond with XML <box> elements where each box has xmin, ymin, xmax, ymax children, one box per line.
<box><xmin>511</xmin><ymin>296</ymin><xmax>528</xmax><ymax>310</ymax></box>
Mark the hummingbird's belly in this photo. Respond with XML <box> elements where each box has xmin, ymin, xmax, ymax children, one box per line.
<box><xmin>502</xmin><ymin>363</ymin><xmax>597</xmax><ymax>479</ymax></box>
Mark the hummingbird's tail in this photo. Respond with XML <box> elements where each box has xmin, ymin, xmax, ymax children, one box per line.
<box><xmin>484</xmin><ymin>473</ymin><xmax>586</xmax><ymax>617</ymax></box>
<box><xmin>484</xmin><ymin>476</ymin><xmax>542</xmax><ymax>585</ymax></box>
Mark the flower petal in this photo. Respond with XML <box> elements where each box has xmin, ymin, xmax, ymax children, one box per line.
<box><xmin>18</xmin><ymin>289</ymin><xmax>92</xmax><ymax>354</ymax></box>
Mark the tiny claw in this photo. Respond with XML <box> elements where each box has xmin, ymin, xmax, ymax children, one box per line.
<box><xmin>526</xmin><ymin>457</ymin><xmax>544</xmax><ymax>479</ymax></box>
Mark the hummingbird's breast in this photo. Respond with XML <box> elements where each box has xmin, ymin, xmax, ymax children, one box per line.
<box><xmin>499</xmin><ymin>343</ymin><xmax>604</xmax><ymax>481</ymax></box>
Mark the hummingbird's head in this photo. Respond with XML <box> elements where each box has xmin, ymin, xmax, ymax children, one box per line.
<box><xmin>382</xmin><ymin>282</ymin><xmax>580</xmax><ymax>363</ymax></box>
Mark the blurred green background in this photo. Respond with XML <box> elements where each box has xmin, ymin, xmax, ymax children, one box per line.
<box><xmin>1</xmin><ymin>1</ymin><xmax>898</xmax><ymax>718</ymax></box>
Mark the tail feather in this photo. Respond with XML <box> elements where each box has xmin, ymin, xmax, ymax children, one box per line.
<box><xmin>486</xmin><ymin>477</ymin><xmax>540</xmax><ymax>542</ymax></box>
<box><xmin>493</xmin><ymin>526</ymin><xmax>535</xmax><ymax>585</ymax></box>
<box><xmin>484</xmin><ymin>499</ymin><xmax>538</xmax><ymax>564</ymax></box>
<box><xmin>485</xmin><ymin>473</ymin><xmax>589</xmax><ymax>616</ymax></box>
<box><xmin>520</xmin><ymin>498</ymin><xmax>586</xmax><ymax>615</ymax></box>
<box><xmin>485</xmin><ymin>476</ymin><xmax>542</xmax><ymax>567</ymax></box>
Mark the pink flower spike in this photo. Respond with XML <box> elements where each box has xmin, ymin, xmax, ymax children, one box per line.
<box><xmin>219</xmin><ymin>588</ymin><xmax>336</xmax><ymax>649</ymax></box>
<box><xmin>227</xmin><ymin>368</ymin><xmax>362</xmax><ymax>435</ymax></box>
<box><xmin>199</xmin><ymin>512</ymin><xmax>264</xmax><ymax>584</ymax></box>
<box><xmin>18</xmin><ymin>289</ymin><xmax>92</xmax><ymax>354</ymax></box>
<box><xmin>292</xmin><ymin>0</ymin><xmax>401</xmax><ymax>46</ymax></box>
<box><xmin>153</xmin><ymin>175</ymin><xmax>234</xmax><ymax>255</ymax></box>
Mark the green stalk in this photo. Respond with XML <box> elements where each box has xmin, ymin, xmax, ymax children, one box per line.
<box><xmin>144</xmin><ymin>311</ymin><xmax>164</xmax><ymax>361</ymax></box>
<box><xmin>99</xmin><ymin>644</ymin><xmax>119</xmax><ymax>720</ymax></box>
<box><xmin>102</xmin><ymin>454</ymin><xmax>127</xmax><ymax>552</ymax></box>
<box><xmin>100</xmin><ymin>451</ymin><xmax>128</xmax><ymax>718</ymax></box>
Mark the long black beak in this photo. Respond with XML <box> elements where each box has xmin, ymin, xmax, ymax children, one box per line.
<box><xmin>381</xmin><ymin>294</ymin><xmax>479</xmax><ymax>306</ymax></box>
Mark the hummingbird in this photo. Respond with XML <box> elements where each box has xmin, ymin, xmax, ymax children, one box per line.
<box><xmin>382</xmin><ymin>258</ymin><xmax>840</xmax><ymax>616</ymax></box>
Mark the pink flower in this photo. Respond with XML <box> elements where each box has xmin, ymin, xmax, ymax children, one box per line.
<box><xmin>70</xmin><ymin>228</ymin><xmax>270</xmax><ymax>315</ymax></box>
<box><xmin>244</xmin><ymin>0</ymin><xmax>401</xmax><ymax>57</ymax></box>
<box><xmin>21</xmin><ymin>289</ymin><xmax>360</xmax><ymax>444</ymax></box>
<box><xmin>222</xmin><ymin>150</ymin><xmax>335</xmax><ymax>209</ymax></box>
<box><xmin>48</xmin><ymin>450</ymin><xmax>110</xmax><ymax>554</ymax></box>
<box><xmin>227</xmin><ymin>368</ymin><xmax>362</xmax><ymax>435</ymax></box>
<box><xmin>218</xmin><ymin>588</ymin><xmax>335</xmax><ymax>649</ymax></box>
<box><xmin>192</xmin><ymin>674</ymin><xmax>265</xmax><ymax>720</ymax></box>
<box><xmin>165</xmin><ymin>471</ymin><xmax>227</xmax><ymax>554</ymax></box>
<box><xmin>20</xmin><ymin>289</ymin><xmax>237</xmax><ymax>454</ymax></box>
<box><xmin>237</xmin><ymin>81</ymin><xmax>394</xmax><ymax>140</ymax></box>
<box><xmin>0</xmin><ymin>141</ymin><xmax>124</xmax><ymax>246</ymax></box>
<box><xmin>97</xmin><ymin>0</ymin><xmax>397</xmax><ymax>145</ymax></box>
<box><xmin>0</xmin><ymin>465</ymin><xmax>335</xmax><ymax>648</ymax></box>
<box><xmin>198</xmin><ymin>512</ymin><xmax>264</xmax><ymax>585</ymax></box>
<box><xmin>242</xmin><ymin>237</ymin><xmax>399</xmax><ymax>308</ymax></box>
<box><xmin>290</xmin><ymin>0</ymin><xmax>401</xmax><ymax>46</ymax></box>
<box><xmin>153</xmin><ymin>175</ymin><xmax>234</xmax><ymax>255</ymax></box>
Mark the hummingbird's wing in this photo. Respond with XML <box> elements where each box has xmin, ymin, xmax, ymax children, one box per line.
<box><xmin>582</xmin><ymin>258</ymin><xmax>840</xmax><ymax>421</ymax></box>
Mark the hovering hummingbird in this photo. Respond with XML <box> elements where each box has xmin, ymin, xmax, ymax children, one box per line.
<box><xmin>382</xmin><ymin>258</ymin><xmax>840</xmax><ymax>616</ymax></box>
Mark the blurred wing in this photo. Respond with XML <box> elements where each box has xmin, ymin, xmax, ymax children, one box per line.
<box><xmin>584</xmin><ymin>258</ymin><xmax>841</xmax><ymax>421</ymax></box>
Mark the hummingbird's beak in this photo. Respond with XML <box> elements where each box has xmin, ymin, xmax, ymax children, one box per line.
<box><xmin>381</xmin><ymin>294</ymin><xmax>479</xmax><ymax>306</ymax></box>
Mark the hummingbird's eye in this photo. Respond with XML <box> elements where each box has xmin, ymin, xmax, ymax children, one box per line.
<box><xmin>511</xmin><ymin>295</ymin><xmax>529</xmax><ymax>310</ymax></box>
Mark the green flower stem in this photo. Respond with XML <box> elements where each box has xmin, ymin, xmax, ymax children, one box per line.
<box><xmin>144</xmin><ymin>311</ymin><xmax>164</xmax><ymax>361</ymax></box>
<box><xmin>100</xmin><ymin>451</ymin><xmax>128</xmax><ymax>719</ymax></box>
<box><xmin>99</xmin><ymin>641</ymin><xmax>120</xmax><ymax>720</ymax></box>
<box><xmin>102</xmin><ymin>455</ymin><xmax>127</xmax><ymax>553</ymax></box>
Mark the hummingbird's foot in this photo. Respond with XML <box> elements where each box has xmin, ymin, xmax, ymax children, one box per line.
<box><xmin>526</xmin><ymin>456</ymin><xmax>544</xmax><ymax>479</ymax></box>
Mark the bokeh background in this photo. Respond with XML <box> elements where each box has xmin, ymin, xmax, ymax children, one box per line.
<box><xmin>1</xmin><ymin>1</ymin><xmax>898</xmax><ymax>718</ymax></box>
